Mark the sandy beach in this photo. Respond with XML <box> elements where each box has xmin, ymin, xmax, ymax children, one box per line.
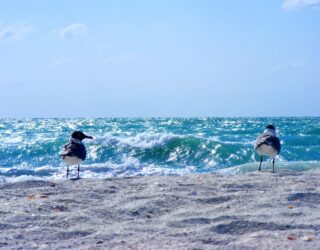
<box><xmin>0</xmin><ymin>170</ymin><xmax>319</xmax><ymax>249</ymax></box>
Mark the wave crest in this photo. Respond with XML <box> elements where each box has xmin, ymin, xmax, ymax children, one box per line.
<box><xmin>91</xmin><ymin>133</ymin><xmax>181</xmax><ymax>149</ymax></box>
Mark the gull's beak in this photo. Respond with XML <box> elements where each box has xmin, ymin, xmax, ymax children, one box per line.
<box><xmin>85</xmin><ymin>135</ymin><xmax>93</xmax><ymax>139</ymax></box>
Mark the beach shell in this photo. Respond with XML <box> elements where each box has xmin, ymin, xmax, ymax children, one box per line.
<box><xmin>27</xmin><ymin>194</ymin><xmax>35</xmax><ymax>199</ymax></box>
<box><xmin>302</xmin><ymin>236</ymin><xmax>314</xmax><ymax>241</ymax></box>
<box><xmin>38</xmin><ymin>194</ymin><xmax>48</xmax><ymax>198</ymax></box>
<box><xmin>18</xmin><ymin>211</ymin><xmax>29</xmax><ymax>215</ymax></box>
<box><xmin>287</xmin><ymin>234</ymin><xmax>297</xmax><ymax>240</ymax></box>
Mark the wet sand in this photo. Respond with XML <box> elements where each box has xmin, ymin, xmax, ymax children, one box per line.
<box><xmin>0</xmin><ymin>170</ymin><xmax>319</xmax><ymax>249</ymax></box>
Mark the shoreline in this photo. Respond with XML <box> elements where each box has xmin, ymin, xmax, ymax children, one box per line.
<box><xmin>1</xmin><ymin>170</ymin><xmax>319</xmax><ymax>249</ymax></box>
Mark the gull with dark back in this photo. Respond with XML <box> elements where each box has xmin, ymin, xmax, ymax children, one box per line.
<box><xmin>60</xmin><ymin>131</ymin><xmax>93</xmax><ymax>179</ymax></box>
<box><xmin>254</xmin><ymin>125</ymin><xmax>281</xmax><ymax>173</ymax></box>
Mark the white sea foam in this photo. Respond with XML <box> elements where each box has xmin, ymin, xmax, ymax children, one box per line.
<box><xmin>1</xmin><ymin>160</ymin><xmax>320</xmax><ymax>182</ymax></box>
<box><xmin>91</xmin><ymin>133</ymin><xmax>181</xmax><ymax>149</ymax></box>
<box><xmin>217</xmin><ymin>161</ymin><xmax>320</xmax><ymax>174</ymax></box>
<box><xmin>0</xmin><ymin>158</ymin><xmax>196</xmax><ymax>182</ymax></box>
<box><xmin>73</xmin><ymin>158</ymin><xmax>196</xmax><ymax>179</ymax></box>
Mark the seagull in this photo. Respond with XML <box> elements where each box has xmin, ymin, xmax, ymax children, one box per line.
<box><xmin>60</xmin><ymin>131</ymin><xmax>93</xmax><ymax>179</ymax></box>
<box><xmin>254</xmin><ymin>124</ymin><xmax>281</xmax><ymax>173</ymax></box>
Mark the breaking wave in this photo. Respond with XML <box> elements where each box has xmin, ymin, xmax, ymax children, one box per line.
<box><xmin>0</xmin><ymin>117</ymin><xmax>320</xmax><ymax>181</ymax></box>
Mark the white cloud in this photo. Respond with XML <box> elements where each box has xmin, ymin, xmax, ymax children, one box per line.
<box><xmin>0</xmin><ymin>22</ymin><xmax>34</xmax><ymax>42</ymax></box>
<box><xmin>56</xmin><ymin>23</ymin><xmax>88</xmax><ymax>39</ymax></box>
<box><xmin>282</xmin><ymin>0</ymin><xmax>320</xmax><ymax>10</ymax></box>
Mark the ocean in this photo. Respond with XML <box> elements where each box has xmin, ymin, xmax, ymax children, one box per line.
<box><xmin>0</xmin><ymin>117</ymin><xmax>319</xmax><ymax>182</ymax></box>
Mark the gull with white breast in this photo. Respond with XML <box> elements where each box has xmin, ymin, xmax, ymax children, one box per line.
<box><xmin>254</xmin><ymin>124</ymin><xmax>281</xmax><ymax>173</ymax></box>
<box><xmin>60</xmin><ymin>131</ymin><xmax>93</xmax><ymax>179</ymax></box>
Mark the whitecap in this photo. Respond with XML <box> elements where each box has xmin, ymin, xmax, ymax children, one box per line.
<box><xmin>91</xmin><ymin>133</ymin><xmax>181</xmax><ymax>149</ymax></box>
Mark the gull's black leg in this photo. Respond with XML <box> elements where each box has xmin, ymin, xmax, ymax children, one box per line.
<box><xmin>272</xmin><ymin>158</ymin><xmax>275</xmax><ymax>173</ymax></box>
<box><xmin>259</xmin><ymin>156</ymin><xmax>263</xmax><ymax>171</ymax></box>
<box><xmin>77</xmin><ymin>164</ymin><xmax>80</xmax><ymax>179</ymax></box>
<box><xmin>66</xmin><ymin>166</ymin><xmax>69</xmax><ymax>179</ymax></box>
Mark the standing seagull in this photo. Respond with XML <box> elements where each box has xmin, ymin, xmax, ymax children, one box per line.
<box><xmin>60</xmin><ymin>131</ymin><xmax>93</xmax><ymax>179</ymax></box>
<box><xmin>254</xmin><ymin>125</ymin><xmax>281</xmax><ymax>173</ymax></box>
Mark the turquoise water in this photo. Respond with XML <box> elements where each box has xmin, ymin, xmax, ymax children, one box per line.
<box><xmin>0</xmin><ymin>117</ymin><xmax>319</xmax><ymax>181</ymax></box>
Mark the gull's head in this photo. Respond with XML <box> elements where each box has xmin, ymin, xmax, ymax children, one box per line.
<box><xmin>71</xmin><ymin>131</ymin><xmax>93</xmax><ymax>141</ymax></box>
<box><xmin>264</xmin><ymin>124</ymin><xmax>276</xmax><ymax>135</ymax></box>
<box><xmin>266</xmin><ymin>124</ymin><xmax>275</xmax><ymax>131</ymax></box>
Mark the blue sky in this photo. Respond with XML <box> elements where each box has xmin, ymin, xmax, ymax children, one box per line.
<box><xmin>0</xmin><ymin>0</ymin><xmax>319</xmax><ymax>117</ymax></box>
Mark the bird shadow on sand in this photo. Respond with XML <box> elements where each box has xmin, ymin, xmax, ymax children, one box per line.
<box><xmin>69</xmin><ymin>177</ymin><xmax>82</xmax><ymax>181</ymax></box>
<box><xmin>258</xmin><ymin>170</ymin><xmax>303</xmax><ymax>176</ymax></box>
<box><xmin>257</xmin><ymin>170</ymin><xmax>274</xmax><ymax>173</ymax></box>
